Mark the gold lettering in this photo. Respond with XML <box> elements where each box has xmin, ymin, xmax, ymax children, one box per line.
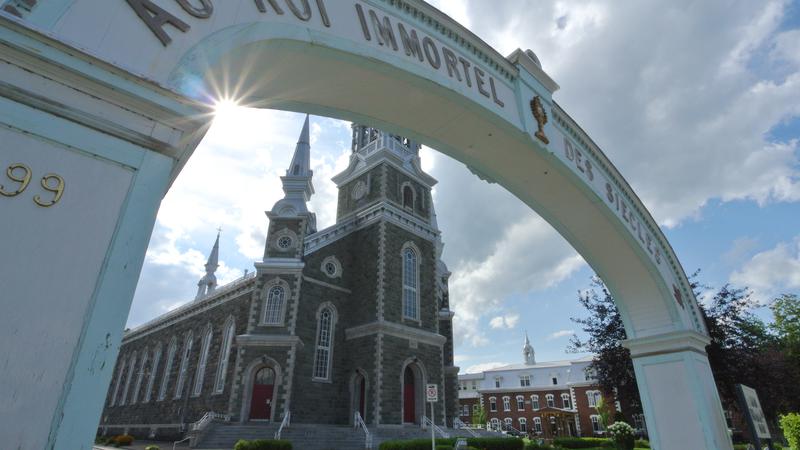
<box><xmin>0</xmin><ymin>163</ymin><xmax>31</xmax><ymax>197</ymax></box>
<box><xmin>34</xmin><ymin>174</ymin><xmax>65</xmax><ymax>208</ymax></box>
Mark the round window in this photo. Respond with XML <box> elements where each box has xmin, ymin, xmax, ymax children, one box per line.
<box><xmin>277</xmin><ymin>236</ymin><xmax>293</xmax><ymax>249</ymax></box>
<box><xmin>324</xmin><ymin>261</ymin><xmax>337</xmax><ymax>276</ymax></box>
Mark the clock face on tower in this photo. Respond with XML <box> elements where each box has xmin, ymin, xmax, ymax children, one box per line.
<box><xmin>351</xmin><ymin>181</ymin><xmax>367</xmax><ymax>201</ymax></box>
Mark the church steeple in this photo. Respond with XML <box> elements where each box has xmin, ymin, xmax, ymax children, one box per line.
<box><xmin>196</xmin><ymin>231</ymin><xmax>220</xmax><ymax>300</ymax></box>
<box><xmin>523</xmin><ymin>332</ymin><xmax>536</xmax><ymax>365</ymax></box>
<box><xmin>269</xmin><ymin>115</ymin><xmax>315</xmax><ymax>219</ymax></box>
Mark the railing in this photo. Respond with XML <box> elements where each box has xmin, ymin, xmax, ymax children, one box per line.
<box><xmin>190</xmin><ymin>411</ymin><xmax>230</xmax><ymax>432</ymax></box>
<box><xmin>422</xmin><ymin>416</ymin><xmax>450</xmax><ymax>438</ymax></box>
<box><xmin>354</xmin><ymin>411</ymin><xmax>373</xmax><ymax>449</ymax></box>
<box><xmin>172</xmin><ymin>436</ymin><xmax>190</xmax><ymax>450</ymax></box>
<box><xmin>500</xmin><ymin>422</ymin><xmax>523</xmax><ymax>437</ymax></box>
<box><xmin>274</xmin><ymin>411</ymin><xmax>291</xmax><ymax>440</ymax></box>
<box><xmin>453</xmin><ymin>418</ymin><xmax>479</xmax><ymax>437</ymax></box>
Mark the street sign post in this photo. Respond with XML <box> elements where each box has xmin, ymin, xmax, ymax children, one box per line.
<box><xmin>427</xmin><ymin>384</ymin><xmax>438</xmax><ymax>450</ymax></box>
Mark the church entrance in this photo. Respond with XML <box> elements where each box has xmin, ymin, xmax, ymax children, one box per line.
<box><xmin>353</xmin><ymin>372</ymin><xmax>366</xmax><ymax>420</ymax></box>
<box><xmin>403</xmin><ymin>367</ymin><xmax>415</xmax><ymax>423</ymax></box>
<box><xmin>249</xmin><ymin>367</ymin><xmax>275</xmax><ymax>421</ymax></box>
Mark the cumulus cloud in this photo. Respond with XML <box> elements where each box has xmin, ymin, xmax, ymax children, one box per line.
<box><xmin>730</xmin><ymin>237</ymin><xmax>800</xmax><ymax>304</ymax></box>
<box><xmin>489</xmin><ymin>314</ymin><xmax>521</xmax><ymax>330</ymax></box>
<box><xmin>464</xmin><ymin>362</ymin><xmax>507</xmax><ymax>374</ymax></box>
<box><xmin>447</xmin><ymin>0</ymin><xmax>800</xmax><ymax>227</ymax></box>
<box><xmin>546</xmin><ymin>329</ymin><xmax>575</xmax><ymax>341</ymax></box>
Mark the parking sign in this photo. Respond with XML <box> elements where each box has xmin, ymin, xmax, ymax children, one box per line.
<box><xmin>426</xmin><ymin>384</ymin><xmax>438</xmax><ymax>402</ymax></box>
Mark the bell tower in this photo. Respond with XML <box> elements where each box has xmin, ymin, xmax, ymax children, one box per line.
<box><xmin>332</xmin><ymin>124</ymin><xmax>437</xmax><ymax>223</ymax></box>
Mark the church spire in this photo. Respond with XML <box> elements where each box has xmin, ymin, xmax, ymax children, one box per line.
<box><xmin>196</xmin><ymin>231</ymin><xmax>220</xmax><ymax>300</ymax></box>
<box><xmin>269</xmin><ymin>115</ymin><xmax>315</xmax><ymax>219</ymax></box>
<box><xmin>287</xmin><ymin>114</ymin><xmax>311</xmax><ymax>177</ymax></box>
<box><xmin>523</xmin><ymin>331</ymin><xmax>536</xmax><ymax>365</ymax></box>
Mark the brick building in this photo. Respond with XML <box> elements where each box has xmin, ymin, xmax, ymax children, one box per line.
<box><xmin>457</xmin><ymin>334</ymin><xmax>646</xmax><ymax>440</ymax></box>
<box><xmin>98</xmin><ymin>118</ymin><xmax>459</xmax><ymax>439</ymax></box>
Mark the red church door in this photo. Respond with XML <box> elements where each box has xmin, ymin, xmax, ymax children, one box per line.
<box><xmin>403</xmin><ymin>367</ymin><xmax>415</xmax><ymax>423</ymax></box>
<box><xmin>358</xmin><ymin>375</ymin><xmax>366</xmax><ymax>419</ymax></box>
<box><xmin>250</xmin><ymin>367</ymin><xmax>275</xmax><ymax>420</ymax></box>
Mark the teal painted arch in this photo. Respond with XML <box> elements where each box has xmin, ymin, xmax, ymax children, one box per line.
<box><xmin>15</xmin><ymin>0</ymin><xmax>704</xmax><ymax>338</ymax></box>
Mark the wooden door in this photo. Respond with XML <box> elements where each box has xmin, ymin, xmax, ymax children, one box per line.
<box><xmin>249</xmin><ymin>367</ymin><xmax>275</xmax><ymax>420</ymax></box>
<box><xmin>403</xmin><ymin>367</ymin><xmax>415</xmax><ymax>423</ymax></box>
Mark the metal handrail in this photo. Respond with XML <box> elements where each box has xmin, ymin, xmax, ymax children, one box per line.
<box><xmin>274</xmin><ymin>411</ymin><xmax>291</xmax><ymax>440</ymax></box>
<box><xmin>453</xmin><ymin>418</ymin><xmax>479</xmax><ymax>437</ymax></box>
<box><xmin>422</xmin><ymin>416</ymin><xmax>450</xmax><ymax>438</ymax></box>
<box><xmin>354</xmin><ymin>411</ymin><xmax>373</xmax><ymax>449</ymax></box>
<box><xmin>172</xmin><ymin>436</ymin><xmax>190</xmax><ymax>450</ymax></box>
<box><xmin>191</xmin><ymin>411</ymin><xmax>230</xmax><ymax>432</ymax></box>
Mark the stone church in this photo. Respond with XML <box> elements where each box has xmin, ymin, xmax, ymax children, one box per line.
<box><xmin>99</xmin><ymin>117</ymin><xmax>459</xmax><ymax>440</ymax></box>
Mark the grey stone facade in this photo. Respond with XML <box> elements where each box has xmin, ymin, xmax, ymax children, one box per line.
<box><xmin>98</xmin><ymin>122</ymin><xmax>458</xmax><ymax>439</ymax></box>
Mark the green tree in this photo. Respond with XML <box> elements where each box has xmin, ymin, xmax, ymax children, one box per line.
<box><xmin>569</xmin><ymin>277</ymin><xmax>641</xmax><ymax>418</ymax></box>
<box><xmin>772</xmin><ymin>294</ymin><xmax>800</xmax><ymax>360</ymax></box>
<box><xmin>472</xmin><ymin>404</ymin><xmax>487</xmax><ymax>428</ymax></box>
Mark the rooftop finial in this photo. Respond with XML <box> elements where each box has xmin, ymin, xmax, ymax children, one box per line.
<box><xmin>196</xmin><ymin>231</ymin><xmax>221</xmax><ymax>300</ymax></box>
<box><xmin>523</xmin><ymin>331</ymin><xmax>536</xmax><ymax>365</ymax></box>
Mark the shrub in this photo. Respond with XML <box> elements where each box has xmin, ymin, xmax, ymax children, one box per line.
<box><xmin>553</xmin><ymin>437</ymin><xmax>613</xmax><ymax>448</ymax></box>
<box><xmin>634</xmin><ymin>440</ymin><xmax>649</xmax><ymax>449</ymax></box>
<box><xmin>607</xmin><ymin>422</ymin><xmax>635</xmax><ymax>450</ymax></box>
<box><xmin>379</xmin><ymin>437</ymin><xmax>523</xmax><ymax>450</ymax></box>
<box><xmin>233</xmin><ymin>439</ymin><xmax>293</xmax><ymax>450</ymax></box>
<box><xmin>436</xmin><ymin>445</ymin><xmax>454</xmax><ymax>450</ymax></box>
<box><xmin>782</xmin><ymin>413</ymin><xmax>800</xmax><ymax>450</ymax></box>
<box><xmin>144</xmin><ymin>446</ymin><xmax>160</xmax><ymax>450</ymax></box>
<box><xmin>112</xmin><ymin>434</ymin><xmax>134</xmax><ymax>446</ymax></box>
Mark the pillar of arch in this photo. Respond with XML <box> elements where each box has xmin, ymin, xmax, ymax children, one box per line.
<box><xmin>0</xmin><ymin>2</ymin><xmax>731</xmax><ymax>449</ymax></box>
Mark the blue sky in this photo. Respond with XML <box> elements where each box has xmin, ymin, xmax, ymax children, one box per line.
<box><xmin>126</xmin><ymin>0</ymin><xmax>800</xmax><ymax>374</ymax></box>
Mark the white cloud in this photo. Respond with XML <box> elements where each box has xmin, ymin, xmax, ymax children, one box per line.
<box><xmin>453</xmin><ymin>0</ymin><xmax>800</xmax><ymax>227</ymax></box>
<box><xmin>730</xmin><ymin>237</ymin><xmax>800</xmax><ymax>303</ymax></box>
<box><xmin>546</xmin><ymin>329</ymin><xmax>575</xmax><ymax>341</ymax></box>
<box><xmin>464</xmin><ymin>362</ymin><xmax>507</xmax><ymax>374</ymax></box>
<box><xmin>489</xmin><ymin>314</ymin><xmax>520</xmax><ymax>329</ymax></box>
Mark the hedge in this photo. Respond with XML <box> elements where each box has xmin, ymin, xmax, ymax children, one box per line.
<box><xmin>379</xmin><ymin>437</ymin><xmax>524</xmax><ymax>450</ymax></box>
<box><xmin>233</xmin><ymin>439</ymin><xmax>293</xmax><ymax>450</ymax></box>
<box><xmin>553</xmin><ymin>437</ymin><xmax>613</xmax><ymax>448</ymax></box>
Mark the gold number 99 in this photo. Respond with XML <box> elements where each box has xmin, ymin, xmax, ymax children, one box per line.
<box><xmin>0</xmin><ymin>163</ymin><xmax>32</xmax><ymax>197</ymax></box>
<box><xmin>34</xmin><ymin>174</ymin><xmax>65</xmax><ymax>207</ymax></box>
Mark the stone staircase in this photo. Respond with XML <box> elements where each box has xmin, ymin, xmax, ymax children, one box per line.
<box><xmin>194</xmin><ymin>422</ymin><xmax>504</xmax><ymax>449</ymax></box>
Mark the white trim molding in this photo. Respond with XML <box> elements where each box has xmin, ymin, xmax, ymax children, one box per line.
<box><xmin>622</xmin><ymin>330</ymin><xmax>710</xmax><ymax>358</ymax></box>
<box><xmin>236</xmin><ymin>334</ymin><xmax>304</xmax><ymax>349</ymax></box>
<box><xmin>345</xmin><ymin>321</ymin><xmax>446</xmax><ymax>347</ymax></box>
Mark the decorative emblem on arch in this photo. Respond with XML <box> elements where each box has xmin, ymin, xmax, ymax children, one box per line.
<box><xmin>530</xmin><ymin>96</ymin><xmax>550</xmax><ymax>145</ymax></box>
<box><xmin>672</xmin><ymin>284</ymin><xmax>685</xmax><ymax>309</ymax></box>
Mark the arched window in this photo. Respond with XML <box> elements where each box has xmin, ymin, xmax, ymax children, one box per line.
<box><xmin>174</xmin><ymin>331</ymin><xmax>193</xmax><ymax>399</ymax></box>
<box><xmin>531</xmin><ymin>394</ymin><xmax>540</xmax><ymax>410</ymax></box>
<box><xmin>120</xmin><ymin>351</ymin><xmax>136</xmax><ymax>406</ymax></box>
<box><xmin>546</xmin><ymin>394</ymin><xmax>555</xmax><ymax>408</ymax></box>
<box><xmin>263</xmin><ymin>285</ymin><xmax>285</xmax><ymax>325</ymax></box>
<box><xmin>533</xmin><ymin>417</ymin><xmax>543</xmax><ymax>433</ymax></box>
<box><xmin>193</xmin><ymin>325</ymin><xmax>213</xmax><ymax>396</ymax></box>
<box><xmin>214</xmin><ymin>318</ymin><xmax>235</xmax><ymax>393</ymax></box>
<box><xmin>313</xmin><ymin>305</ymin><xmax>336</xmax><ymax>380</ymax></box>
<box><xmin>131</xmin><ymin>348</ymin><xmax>148</xmax><ymax>404</ymax></box>
<box><xmin>109</xmin><ymin>357</ymin><xmax>127</xmax><ymax>406</ymax></box>
<box><xmin>562</xmin><ymin>393</ymin><xmax>571</xmax><ymax>409</ymax></box>
<box><xmin>502</xmin><ymin>396</ymin><xmax>511</xmax><ymax>411</ymax></box>
<box><xmin>144</xmin><ymin>343</ymin><xmax>161</xmax><ymax>403</ymax></box>
<box><xmin>158</xmin><ymin>337</ymin><xmax>177</xmax><ymax>401</ymax></box>
<box><xmin>403</xmin><ymin>185</ymin><xmax>414</xmax><ymax>208</ymax></box>
<box><xmin>518</xmin><ymin>417</ymin><xmax>528</xmax><ymax>433</ymax></box>
<box><xmin>503</xmin><ymin>417</ymin><xmax>513</xmax><ymax>429</ymax></box>
<box><xmin>489</xmin><ymin>396</ymin><xmax>497</xmax><ymax>412</ymax></box>
<box><xmin>516</xmin><ymin>395</ymin><xmax>525</xmax><ymax>411</ymax></box>
<box><xmin>490</xmin><ymin>418</ymin><xmax>500</xmax><ymax>431</ymax></box>
<box><xmin>587</xmin><ymin>390</ymin><xmax>601</xmax><ymax>407</ymax></box>
<box><xmin>402</xmin><ymin>246</ymin><xmax>419</xmax><ymax>320</ymax></box>
<box><xmin>590</xmin><ymin>415</ymin><xmax>603</xmax><ymax>433</ymax></box>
